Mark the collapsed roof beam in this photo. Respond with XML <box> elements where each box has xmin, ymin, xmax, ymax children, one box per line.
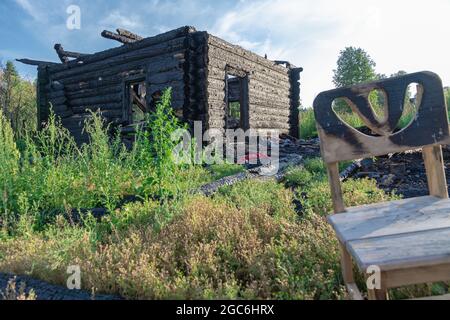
<box><xmin>101</xmin><ymin>30</ymin><xmax>136</xmax><ymax>44</ymax></box>
<box><xmin>54</xmin><ymin>44</ymin><xmax>89</xmax><ymax>63</ymax></box>
<box><xmin>16</xmin><ymin>58</ymin><xmax>59</xmax><ymax>66</ymax></box>
<box><xmin>116</xmin><ymin>28</ymin><xmax>143</xmax><ymax>41</ymax></box>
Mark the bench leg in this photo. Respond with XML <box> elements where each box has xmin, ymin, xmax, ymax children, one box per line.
<box><xmin>367</xmin><ymin>287</ymin><xmax>388</xmax><ymax>300</ymax></box>
<box><xmin>366</xmin><ymin>272</ymin><xmax>389</xmax><ymax>300</ymax></box>
<box><xmin>339</xmin><ymin>242</ymin><xmax>364</xmax><ymax>300</ymax></box>
<box><xmin>339</xmin><ymin>242</ymin><xmax>354</xmax><ymax>284</ymax></box>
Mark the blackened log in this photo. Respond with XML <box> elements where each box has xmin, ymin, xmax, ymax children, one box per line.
<box><xmin>146</xmin><ymin>70</ymin><xmax>184</xmax><ymax>84</ymax></box>
<box><xmin>51</xmin><ymin>38</ymin><xmax>186</xmax><ymax>80</ymax></box>
<box><xmin>63</xmin><ymin>77</ymin><xmax>124</xmax><ymax>91</ymax></box>
<box><xmin>147</xmin><ymin>56</ymin><xmax>184</xmax><ymax>73</ymax></box>
<box><xmin>288</xmin><ymin>66</ymin><xmax>302</xmax><ymax>138</ymax></box>
<box><xmin>72</xmin><ymin>103</ymin><xmax>123</xmax><ymax>114</ymax></box>
<box><xmin>101</xmin><ymin>30</ymin><xmax>136</xmax><ymax>44</ymax></box>
<box><xmin>47</xmin><ymin>90</ymin><xmax>66</xmax><ymax>99</ymax></box>
<box><xmin>116</xmin><ymin>28</ymin><xmax>143</xmax><ymax>41</ymax></box>
<box><xmin>54</xmin><ymin>44</ymin><xmax>89</xmax><ymax>63</ymax></box>
<box><xmin>47</xmin><ymin>81</ymin><xmax>65</xmax><ymax>91</ymax></box>
<box><xmin>48</xmin><ymin>26</ymin><xmax>195</xmax><ymax>73</ymax></box>
<box><xmin>55</xmin><ymin>44</ymin><xmax>69</xmax><ymax>63</ymax></box>
<box><xmin>69</xmin><ymin>93</ymin><xmax>123</xmax><ymax>107</ymax></box>
<box><xmin>339</xmin><ymin>160</ymin><xmax>362</xmax><ymax>181</ymax></box>
<box><xmin>131</xmin><ymin>91</ymin><xmax>147</xmax><ymax>113</ymax></box>
<box><xmin>16</xmin><ymin>58</ymin><xmax>58</xmax><ymax>66</ymax></box>
<box><xmin>48</xmin><ymin>96</ymin><xmax>67</xmax><ymax>105</ymax></box>
<box><xmin>55</xmin><ymin>62</ymin><xmax>147</xmax><ymax>86</ymax></box>
<box><xmin>65</xmin><ymin>85</ymin><xmax>122</xmax><ymax>100</ymax></box>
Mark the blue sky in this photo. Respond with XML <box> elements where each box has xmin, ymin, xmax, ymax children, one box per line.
<box><xmin>1</xmin><ymin>0</ymin><xmax>449</xmax><ymax>107</ymax></box>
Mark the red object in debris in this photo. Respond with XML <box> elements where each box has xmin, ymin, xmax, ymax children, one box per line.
<box><xmin>237</xmin><ymin>152</ymin><xmax>270</xmax><ymax>164</ymax></box>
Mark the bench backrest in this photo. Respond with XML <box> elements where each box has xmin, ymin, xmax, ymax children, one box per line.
<box><xmin>313</xmin><ymin>71</ymin><xmax>449</xmax><ymax>163</ymax></box>
<box><xmin>313</xmin><ymin>71</ymin><xmax>449</xmax><ymax>213</ymax></box>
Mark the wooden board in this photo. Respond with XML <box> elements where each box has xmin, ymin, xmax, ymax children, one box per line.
<box><xmin>328</xmin><ymin>196</ymin><xmax>450</xmax><ymax>242</ymax></box>
<box><xmin>348</xmin><ymin>227</ymin><xmax>450</xmax><ymax>271</ymax></box>
<box><xmin>313</xmin><ymin>71</ymin><xmax>450</xmax><ymax>163</ymax></box>
<box><xmin>328</xmin><ymin>196</ymin><xmax>450</xmax><ymax>272</ymax></box>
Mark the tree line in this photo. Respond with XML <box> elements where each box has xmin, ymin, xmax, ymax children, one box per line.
<box><xmin>0</xmin><ymin>61</ymin><xmax>37</xmax><ymax>137</ymax></box>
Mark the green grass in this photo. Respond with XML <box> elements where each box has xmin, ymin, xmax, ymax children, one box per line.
<box><xmin>299</xmin><ymin>108</ymin><xmax>317</xmax><ymax>139</ymax></box>
<box><xmin>209</xmin><ymin>163</ymin><xmax>245</xmax><ymax>180</ymax></box>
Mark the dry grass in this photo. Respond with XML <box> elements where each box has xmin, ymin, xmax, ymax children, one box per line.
<box><xmin>0</xmin><ymin>187</ymin><xmax>347</xmax><ymax>300</ymax></box>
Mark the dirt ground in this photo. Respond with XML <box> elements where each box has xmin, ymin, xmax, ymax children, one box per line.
<box><xmin>350</xmin><ymin>147</ymin><xmax>450</xmax><ymax>198</ymax></box>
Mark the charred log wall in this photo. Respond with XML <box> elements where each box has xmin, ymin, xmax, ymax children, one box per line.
<box><xmin>39</xmin><ymin>26</ymin><xmax>195</xmax><ymax>143</ymax></box>
<box><xmin>205</xmin><ymin>35</ymin><xmax>294</xmax><ymax>135</ymax></box>
<box><xmin>288</xmin><ymin>68</ymin><xmax>302</xmax><ymax>138</ymax></box>
<box><xmin>184</xmin><ymin>31</ymin><xmax>209</xmax><ymax>130</ymax></box>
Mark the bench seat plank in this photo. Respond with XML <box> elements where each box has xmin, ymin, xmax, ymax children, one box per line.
<box><xmin>328</xmin><ymin>196</ymin><xmax>450</xmax><ymax>242</ymax></box>
<box><xmin>327</xmin><ymin>196</ymin><xmax>450</xmax><ymax>271</ymax></box>
<box><xmin>348</xmin><ymin>227</ymin><xmax>450</xmax><ymax>271</ymax></box>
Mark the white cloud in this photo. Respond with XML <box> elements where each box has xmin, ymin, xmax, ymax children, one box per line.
<box><xmin>211</xmin><ymin>0</ymin><xmax>450</xmax><ymax>107</ymax></box>
<box><xmin>15</xmin><ymin>0</ymin><xmax>45</xmax><ymax>21</ymax></box>
<box><xmin>99</xmin><ymin>10</ymin><xmax>142</xmax><ymax>30</ymax></box>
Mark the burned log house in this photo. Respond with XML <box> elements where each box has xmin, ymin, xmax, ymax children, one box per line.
<box><xmin>19</xmin><ymin>26</ymin><xmax>303</xmax><ymax>145</ymax></box>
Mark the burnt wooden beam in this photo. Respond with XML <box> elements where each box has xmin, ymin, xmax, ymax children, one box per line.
<box><xmin>116</xmin><ymin>28</ymin><xmax>143</xmax><ymax>41</ymax></box>
<box><xmin>101</xmin><ymin>30</ymin><xmax>136</xmax><ymax>44</ymax></box>
<box><xmin>16</xmin><ymin>58</ymin><xmax>59</xmax><ymax>66</ymax></box>
<box><xmin>54</xmin><ymin>44</ymin><xmax>69</xmax><ymax>63</ymax></box>
<box><xmin>54</xmin><ymin>44</ymin><xmax>89</xmax><ymax>63</ymax></box>
<box><xmin>48</xmin><ymin>26</ymin><xmax>195</xmax><ymax>72</ymax></box>
<box><xmin>131</xmin><ymin>90</ymin><xmax>147</xmax><ymax>113</ymax></box>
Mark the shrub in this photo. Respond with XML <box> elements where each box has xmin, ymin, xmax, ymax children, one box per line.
<box><xmin>216</xmin><ymin>180</ymin><xmax>296</xmax><ymax>221</ymax></box>
<box><xmin>299</xmin><ymin>109</ymin><xmax>317</xmax><ymax>140</ymax></box>
<box><xmin>141</xmin><ymin>88</ymin><xmax>187</xmax><ymax>199</ymax></box>
<box><xmin>284</xmin><ymin>167</ymin><xmax>315</xmax><ymax>188</ymax></box>
<box><xmin>284</xmin><ymin>159</ymin><xmax>353</xmax><ymax>189</ymax></box>
<box><xmin>302</xmin><ymin>178</ymin><xmax>401</xmax><ymax>216</ymax></box>
<box><xmin>0</xmin><ymin>110</ymin><xmax>20</xmax><ymax>231</ymax></box>
<box><xmin>209</xmin><ymin>163</ymin><xmax>245</xmax><ymax>180</ymax></box>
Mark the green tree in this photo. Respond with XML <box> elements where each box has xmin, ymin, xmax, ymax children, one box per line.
<box><xmin>0</xmin><ymin>61</ymin><xmax>19</xmax><ymax>116</ymax></box>
<box><xmin>0</xmin><ymin>61</ymin><xmax>36</xmax><ymax>136</ymax></box>
<box><xmin>332</xmin><ymin>47</ymin><xmax>378</xmax><ymax>115</ymax></box>
<box><xmin>333</xmin><ymin>47</ymin><xmax>377</xmax><ymax>88</ymax></box>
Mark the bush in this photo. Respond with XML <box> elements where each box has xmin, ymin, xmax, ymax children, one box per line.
<box><xmin>216</xmin><ymin>180</ymin><xmax>296</xmax><ymax>221</ymax></box>
<box><xmin>209</xmin><ymin>163</ymin><xmax>245</xmax><ymax>180</ymax></box>
<box><xmin>299</xmin><ymin>109</ymin><xmax>317</xmax><ymax>140</ymax></box>
<box><xmin>284</xmin><ymin>158</ymin><xmax>354</xmax><ymax>189</ymax></box>
<box><xmin>302</xmin><ymin>178</ymin><xmax>400</xmax><ymax>216</ymax></box>
<box><xmin>0</xmin><ymin>110</ymin><xmax>21</xmax><ymax>231</ymax></box>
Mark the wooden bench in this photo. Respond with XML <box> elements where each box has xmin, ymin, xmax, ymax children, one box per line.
<box><xmin>313</xmin><ymin>71</ymin><xmax>450</xmax><ymax>300</ymax></box>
